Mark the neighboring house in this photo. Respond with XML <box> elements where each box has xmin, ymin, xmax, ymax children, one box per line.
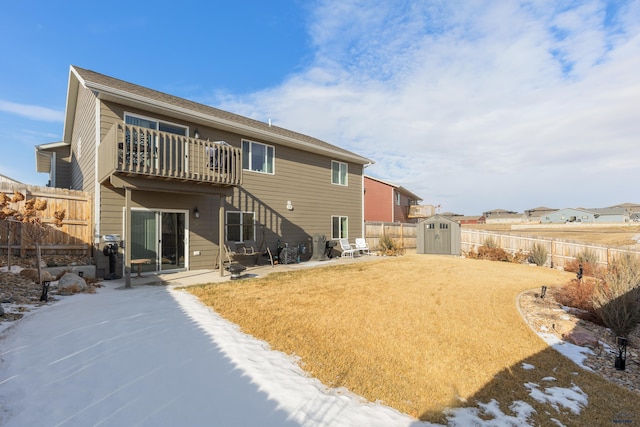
<box><xmin>483</xmin><ymin>208</ymin><xmax>517</xmax><ymax>217</ymax></box>
<box><xmin>439</xmin><ymin>212</ymin><xmax>462</xmax><ymax>219</ymax></box>
<box><xmin>0</xmin><ymin>173</ymin><xmax>22</xmax><ymax>185</ymax></box>
<box><xmin>35</xmin><ymin>65</ymin><xmax>373</xmax><ymax>279</ymax></box>
<box><xmin>363</xmin><ymin>176</ymin><xmax>423</xmax><ymax>223</ymax></box>
<box><xmin>455</xmin><ymin>215</ymin><xmax>486</xmax><ymax>225</ymax></box>
<box><xmin>483</xmin><ymin>209</ymin><xmax>523</xmax><ymax>224</ymax></box>
<box><xmin>587</xmin><ymin>207</ymin><xmax>629</xmax><ymax>223</ymax></box>
<box><xmin>438</xmin><ymin>212</ymin><xmax>485</xmax><ymax>224</ymax></box>
<box><xmin>541</xmin><ymin>207</ymin><xmax>629</xmax><ymax>223</ymax></box>
<box><xmin>524</xmin><ymin>206</ymin><xmax>557</xmax><ymax>223</ymax></box>
<box><xmin>611</xmin><ymin>203</ymin><xmax>640</xmax><ymax>218</ymax></box>
<box><xmin>34</xmin><ymin>142</ymin><xmax>71</xmax><ymax>187</ymax></box>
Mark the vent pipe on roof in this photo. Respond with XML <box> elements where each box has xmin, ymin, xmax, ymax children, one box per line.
<box><xmin>268</xmin><ymin>118</ymin><xmax>272</xmax><ymax>127</ymax></box>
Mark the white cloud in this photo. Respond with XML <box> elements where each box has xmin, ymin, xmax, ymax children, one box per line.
<box><xmin>216</xmin><ymin>0</ymin><xmax>640</xmax><ymax>213</ymax></box>
<box><xmin>0</xmin><ymin>100</ymin><xmax>64</xmax><ymax>122</ymax></box>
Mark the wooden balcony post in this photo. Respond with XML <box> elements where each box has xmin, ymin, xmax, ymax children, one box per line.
<box><xmin>125</xmin><ymin>187</ymin><xmax>132</xmax><ymax>288</ymax></box>
<box><xmin>219</xmin><ymin>195</ymin><xmax>225</xmax><ymax>277</ymax></box>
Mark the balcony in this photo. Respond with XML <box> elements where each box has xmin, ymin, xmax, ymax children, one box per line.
<box><xmin>408</xmin><ymin>204</ymin><xmax>436</xmax><ymax>218</ymax></box>
<box><xmin>98</xmin><ymin>123</ymin><xmax>242</xmax><ymax>187</ymax></box>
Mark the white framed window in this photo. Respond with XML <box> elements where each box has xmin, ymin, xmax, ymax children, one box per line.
<box><xmin>226</xmin><ymin>211</ymin><xmax>255</xmax><ymax>242</ymax></box>
<box><xmin>242</xmin><ymin>139</ymin><xmax>274</xmax><ymax>174</ymax></box>
<box><xmin>331</xmin><ymin>161</ymin><xmax>348</xmax><ymax>186</ymax></box>
<box><xmin>395</xmin><ymin>192</ymin><xmax>401</xmax><ymax>205</ymax></box>
<box><xmin>331</xmin><ymin>215</ymin><xmax>348</xmax><ymax>239</ymax></box>
<box><xmin>124</xmin><ymin>112</ymin><xmax>188</xmax><ymax>136</ymax></box>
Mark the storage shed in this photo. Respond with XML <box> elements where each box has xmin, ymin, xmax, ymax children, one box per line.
<box><xmin>417</xmin><ymin>215</ymin><xmax>461</xmax><ymax>255</ymax></box>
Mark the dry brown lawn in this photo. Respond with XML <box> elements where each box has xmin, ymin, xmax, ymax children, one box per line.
<box><xmin>464</xmin><ymin>223</ymin><xmax>640</xmax><ymax>247</ymax></box>
<box><xmin>188</xmin><ymin>255</ymin><xmax>640</xmax><ymax>425</ymax></box>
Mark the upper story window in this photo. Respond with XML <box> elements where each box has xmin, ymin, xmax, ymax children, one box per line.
<box><xmin>395</xmin><ymin>192</ymin><xmax>401</xmax><ymax>205</ymax></box>
<box><xmin>242</xmin><ymin>139</ymin><xmax>274</xmax><ymax>174</ymax></box>
<box><xmin>125</xmin><ymin>113</ymin><xmax>188</xmax><ymax>136</ymax></box>
<box><xmin>331</xmin><ymin>161</ymin><xmax>348</xmax><ymax>186</ymax></box>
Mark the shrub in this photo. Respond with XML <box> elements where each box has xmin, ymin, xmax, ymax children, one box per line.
<box><xmin>529</xmin><ymin>243</ymin><xmax>548</xmax><ymax>266</ymax></box>
<box><xmin>556</xmin><ymin>278</ymin><xmax>598</xmax><ymax>313</ymax></box>
<box><xmin>379</xmin><ymin>235</ymin><xmax>404</xmax><ymax>256</ymax></box>
<box><xmin>564</xmin><ymin>259</ymin><xmax>598</xmax><ymax>277</ymax></box>
<box><xmin>483</xmin><ymin>236</ymin><xmax>498</xmax><ymax>248</ymax></box>
<box><xmin>576</xmin><ymin>248</ymin><xmax>599</xmax><ymax>265</ymax></box>
<box><xmin>477</xmin><ymin>246</ymin><xmax>511</xmax><ymax>262</ymax></box>
<box><xmin>466</xmin><ymin>243</ymin><xmax>526</xmax><ymax>264</ymax></box>
<box><xmin>592</xmin><ymin>253</ymin><xmax>640</xmax><ymax>337</ymax></box>
<box><xmin>511</xmin><ymin>250</ymin><xmax>529</xmax><ymax>264</ymax></box>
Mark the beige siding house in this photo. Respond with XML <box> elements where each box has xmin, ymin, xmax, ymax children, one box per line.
<box><xmin>36</xmin><ymin>66</ymin><xmax>373</xmax><ymax>280</ymax></box>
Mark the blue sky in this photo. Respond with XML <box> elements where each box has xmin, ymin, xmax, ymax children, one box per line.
<box><xmin>1</xmin><ymin>0</ymin><xmax>639</xmax><ymax>215</ymax></box>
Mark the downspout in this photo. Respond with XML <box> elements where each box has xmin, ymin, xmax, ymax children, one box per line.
<box><xmin>93</xmin><ymin>96</ymin><xmax>101</xmax><ymax>258</ymax></box>
<box><xmin>362</xmin><ymin>163</ymin><xmax>372</xmax><ymax>239</ymax></box>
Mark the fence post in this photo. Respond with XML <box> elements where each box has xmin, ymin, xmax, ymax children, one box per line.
<box><xmin>19</xmin><ymin>222</ymin><xmax>26</xmax><ymax>257</ymax></box>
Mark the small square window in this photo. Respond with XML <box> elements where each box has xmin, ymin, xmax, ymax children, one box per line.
<box><xmin>226</xmin><ymin>211</ymin><xmax>255</xmax><ymax>242</ymax></box>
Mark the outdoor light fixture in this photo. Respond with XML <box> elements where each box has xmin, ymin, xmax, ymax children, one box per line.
<box><xmin>286</xmin><ymin>200</ymin><xmax>294</xmax><ymax>211</ymax></box>
<box><xmin>615</xmin><ymin>337</ymin><xmax>627</xmax><ymax>371</ymax></box>
<box><xmin>40</xmin><ymin>281</ymin><xmax>51</xmax><ymax>302</ymax></box>
<box><xmin>194</xmin><ymin>128</ymin><xmax>200</xmax><ymax>139</ymax></box>
<box><xmin>193</xmin><ymin>207</ymin><xmax>200</xmax><ymax>219</ymax></box>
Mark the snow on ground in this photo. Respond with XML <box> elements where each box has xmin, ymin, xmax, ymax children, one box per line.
<box><xmin>537</xmin><ymin>333</ymin><xmax>595</xmax><ymax>371</ymax></box>
<box><xmin>0</xmin><ymin>278</ymin><xmax>591</xmax><ymax>426</ymax></box>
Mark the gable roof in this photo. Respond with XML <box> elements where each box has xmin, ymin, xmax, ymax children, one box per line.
<box><xmin>65</xmin><ymin>66</ymin><xmax>373</xmax><ymax>165</ymax></box>
<box><xmin>364</xmin><ymin>175</ymin><xmax>422</xmax><ymax>201</ymax></box>
<box><xmin>483</xmin><ymin>208</ymin><xmax>518</xmax><ymax>216</ymax></box>
<box><xmin>587</xmin><ymin>207</ymin><xmax>627</xmax><ymax>216</ymax></box>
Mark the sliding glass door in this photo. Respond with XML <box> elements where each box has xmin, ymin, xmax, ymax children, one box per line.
<box><xmin>160</xmin><ymin>212</ymin><xmax>185</xmax><ymax>270</ymax></box>
<box><xmin>131</xmin><ymin>210</ymin><xmax>186</xmax><ymax>273</ymax></box>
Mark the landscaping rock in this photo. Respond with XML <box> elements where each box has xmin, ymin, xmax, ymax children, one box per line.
<box><xmin>18</xmin><ymin>269</ymin><xmax>53</xmax><ymax>283</ymax></box>
<box><xmin>19</xmin><ymin>269</ymin><xmax>39</xmax><ymax>283</ymax></box>
<box><xmin>57</xmin><ymin>273</ymin><xmax>88</xmax><ymax>295</ymax></box>
<box><xmin>562</xmin><ymin>326</ymin><xmax>599</xmax><ymax>347</ymax></box>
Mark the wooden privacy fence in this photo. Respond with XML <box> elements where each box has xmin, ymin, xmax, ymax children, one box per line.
<box><xmin>0</xmin><ymin>183</ymin><xmax>91</xmax><ymax>257</ymax></box>
<box><xmin>364</xmin><ymin>222</ymin><xmax>417</xmax><ymax>250</ymax></box>
<box><xmin>461</xmin><ymin>229</ymin><xmax>640</xmax><ymax>269</ymax></box>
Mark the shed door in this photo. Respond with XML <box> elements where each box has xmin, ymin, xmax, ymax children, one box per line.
<box><xmin>425</xmin><ymin>222</ymin><xmax>451</xmax><ymax>254</ymax></box>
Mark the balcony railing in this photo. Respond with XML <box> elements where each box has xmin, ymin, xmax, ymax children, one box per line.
<box><xmin>98</xmin><ymin>123</ymin><xmax>242</xmax><ymax>186</ymax></box>
<box><xmin>408</xmin><ymin>204</ymin><xmax>436</xmax><ymax>218</ymax></box>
